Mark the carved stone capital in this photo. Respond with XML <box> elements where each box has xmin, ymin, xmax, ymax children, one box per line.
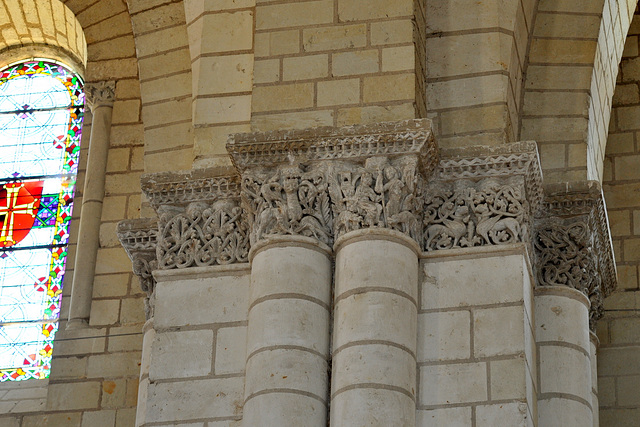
<box><xmin>84</xmin><ymin>81</ymin><xmax>116</xmax><ymax>110</ymax></box>
<box><xmin>423</xmin><ymin>141</ymin><xmax>543</xmax><ymax>253</ymax></box>
<box><xmin>535</xmin><ymin>181</ymin><xmax>617</xmax><ymax>331</ymax></box>
<box><xmin>140</xmin><ymin>167</ymin><xmax>250</xmax><ymax>270</ymax></box>
<box><xmin>117</xmin><ymin>218</ymin><xmax>158</xmax><ymax>319</ymax></box>
<box><xmin>230</xmin><ymin>119</ymin><xmax>436</xmax><ymax>245</ymax></box>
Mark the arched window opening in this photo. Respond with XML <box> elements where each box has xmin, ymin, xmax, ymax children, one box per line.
<box><xmin>0</xmin><ymin>59</ymin><xmax>84</xmax><ymax>381</ymax></box>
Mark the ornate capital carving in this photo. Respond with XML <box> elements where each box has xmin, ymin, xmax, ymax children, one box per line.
<box><xmin>140</xmin><ymin>168</ymin><xmax>250</xmax><ymax>270</ymax></box>
<box><xmin>117</xmin><ymin>218</ymin><xmax>158</xmax><ymax>319</ymax></box>
<box><xmin>242</xmin><ymin>164</ymin><xmax>333</xmax><ymax>245</ymax></box>
<box><xmin>84</xmin><ymin>81</ymin><xmax>116</xmax><ymax>110</ymax></box>
<box><xmin>535</xmin><ymin>181</ymin><xmax>617</xmax><ymax>331</ymax></box>
<box><xmin>424</xmin><ymin>177</ymin><xmax>529</xmax><ymax>250</ymax></box>
<box><xmin>329</xmin><ymin>156</ymin><xmax>424</xmax><ymax>242</ymax></box>
<box><xmin>156</xmin><ymin>200</ymin><xmax>249</xmax><ymax>269</ymax></box>
<box><xmin>230</xmin><ymin>119</ymin><xmax>436</xmax><ymax>245</ymax></box>
<box><xmin>423</xmin><ymin>141</ymin><xmax>542</xmax><ymax>253</ymax></box>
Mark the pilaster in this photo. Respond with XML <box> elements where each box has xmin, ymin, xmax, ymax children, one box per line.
<box><xmin>417</xmin><ymin>142</ymin><xmax>543</xmax><ymax>427</ymax></box>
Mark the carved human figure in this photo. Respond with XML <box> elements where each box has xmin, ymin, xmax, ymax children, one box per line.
<box><xmin>383</xmin><ymin>166</ymin><xmax>404</xmax><ymax>220</ymax></box>
<box><xmin>354</xmin><ymin>170</ymin><xmax>382</xmax><ymax>227</ymax></box>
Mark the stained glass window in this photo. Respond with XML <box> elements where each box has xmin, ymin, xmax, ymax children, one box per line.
<box><xmin>0</xmin><ymin>60</ymin><xmax>84</xmax><ymax>381</ymax></box>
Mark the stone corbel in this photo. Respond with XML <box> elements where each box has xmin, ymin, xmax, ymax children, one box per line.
<box><xmin>140</xmin><ymin>167</ymin><xmax>249</xmax><ymax>270</ymax></box>
<box><xmin>535</xmin><ymin>181</ymin><xmax>617</xmax><ymax>331</ymax></box>
<box><xmin>423</xmin><ymin>141</ymin><xmax>544</xmax><ymax>254</ymax></box>
<box><xmin>227</xmin><ymin>119</ymin><xmax>437</xmax><ymax>246</ymax></box>
<box><xmin>116</xmin><ymin>218</ymin><xmax>158</xmax><ymax>320</ymax></box>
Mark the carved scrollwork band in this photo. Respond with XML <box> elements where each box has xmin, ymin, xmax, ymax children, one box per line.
<box><xmin>424</xmin><ymin>177</ymin><xmax>529</xmax><ymax>251</ymax></box>
<box><xmin>117</xmin><ymin>119</ymin><xmax>616</xmax><ymax>331</ymax></box>
<box><xmin>534</xmin><ymin>181</ymin><xmax>614</xmax><ymax>331</ymax></box>
<box><xmin>156</xmin><ymin>200</ymin><xmax>249</xmax><ymax>269</ymax></box>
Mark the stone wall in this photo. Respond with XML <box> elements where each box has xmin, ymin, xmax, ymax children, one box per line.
<box><xmin>599</xmin><ymin>7</ymin><xmax>640</xmax><ymax>424</ymax></box>
<box><xmin>522</xmin><ymin>0</ymin><xmax>636</xmax><ymax>184</ymax></box>
<box><xmin>251</xmin><ymin>0</ymin><xmax>419</xmax><ymax>131</ymax></box>
<box><xmin>425</xmin><ymin>0</ymin><xmax>534</xmax><ymax>149</ymax></box>
<box><xmin>0</xmin><ymin>0</ymin><xmax>86</xmax><ymax>68</ymax></box>
<box><xmin>418</xmin><ymin>250</ymin><xmax>536</xmax><ymax>426</ymax></box>
<box><xmin>137</xmin><ymin>268</ymin><xmax>249</xmax><ymax>425</ymax></box>
<box><xmin>128</xmin><ymin>0</ymin><xmax>194</xmax><ymax>174</ymax></box>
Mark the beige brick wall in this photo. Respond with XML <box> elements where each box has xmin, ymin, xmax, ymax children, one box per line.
<box><xmin>522</xmin><ymin>0</ymin><xmax>636</xmax><ymax>184</ymax></box>
<box><xmin>599</xmin><ymin>10</ymin><xmax>640</xmax><ymax>423</ymax></box>
<box><xmin>418</xmin><ymin>251</ymin><xmax>537</xmax><ymax>426</ymax></box>
<box><xmin>425</xmin><ymin>0</ymin><xmax>534</xmax><ymax>149</ymax></box>
<box><xmin>139</xmin><ymin>270</ymin><xmax>250</xmax><ymax>425</ymax></box>
<box><xmin>251</xmin><ymin>0</ymin><xmax>421</xmax><ymax>132</ymax></box>
<box><xmin>0</xmin><ymin>0</ymin><xmax>87</xmax><ymax>68</ymax></box>
<box><xmin>185</xmin><ymin>0</ymin><xmax>255</xmax><ymax>168</ymax></box>
<box><xmin>129</xmin><ymin>0</ymin><xmax>194</xmax><ymax>174</ymax></box>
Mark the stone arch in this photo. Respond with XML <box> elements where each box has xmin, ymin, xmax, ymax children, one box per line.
<box><xmin>521</xmin><ymin>0</ymin><xmax>636</xmax><ymax>184</ymax></box>
<box><xmin>0</xmin><ymin>0</ymin><xmax>87</xmax><ymax>71</ymax></box>
<box><xmin>598</xmin><ymin>7</ymin><xmax>640</xmax><ymax>425</ymax></box>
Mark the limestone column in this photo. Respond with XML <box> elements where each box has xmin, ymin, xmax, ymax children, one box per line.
<box><xmin>324</xmin><ymin>152</ymin><xmax>427</xmax><ymax>427</ymax></box>
<box><xmin>535</xmin><ymin>285</ymin><xmax>593</xmax><ymax>426</ymax></box>
<box><xmin>331</xmin><ymin>228</ymin><xmax>420</xmax><ymax>426</ymax></box>
<box><xmin>534</xmin><ymin>182</ymin><xmax>617</xmax><ymax>427</ymax></box>
<box><xmin>590</xmin><ymin>332</ymin><xmax>600</xmax><ymax>427</ymax></box>
<box><xmin>240</xmin><ymin>165</ymin><xmax>333</xmax><ymax>427</ymax></box>
<box><xmin>243</xmin><ymin>236</ymin><xmax>332</xmax><ymax>426</ymax></box>
<box><xmin>68</xmin><ymin>81</ymin><xmax>116</xmax><ymax>328</ymax></box>
<box><xmin>226</xmin><ymin>119</ymin><xmax>437</xmax><ymax>427</ymax></box>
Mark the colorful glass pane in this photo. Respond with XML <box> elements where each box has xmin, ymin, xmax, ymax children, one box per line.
<box><xmin>0</xmin><ymin>60</ymin><xmax>83</xmax><ymax>381</ymax></box>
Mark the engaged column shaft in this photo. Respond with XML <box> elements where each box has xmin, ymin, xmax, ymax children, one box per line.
<box><xmin>331</xmin><ymin>230</ymin><xmax>419</xmax><ymax>427</ymax></box>
<box><xmin>243</xmin><ymin>237</ymin><xmax>332</xmax><ymax>427</ymax></box>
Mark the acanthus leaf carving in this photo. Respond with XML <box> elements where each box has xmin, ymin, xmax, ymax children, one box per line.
<box><xmin>84</xmin><ymin>80</ymin><xmax>116</xmax><ymax>109</ymax></box>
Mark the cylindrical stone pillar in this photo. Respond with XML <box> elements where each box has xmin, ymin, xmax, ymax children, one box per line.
<box><xmin>536</xmin><ymin>286</ymin><xmax>593</xmax><ymax>427</ymax></box>
<box><xmin>331</xmin><ymin>229</ymin><xmax>419</xmax><ymax>427</ymax></box>
<box><xmin>136</xmin><ymin>318</ymin><xmax>155</xmax><ymax>426</ymax></box>
<box><xmin>243</xmin><ymin>236</ymin><xmax>332</xmax><ymax>427</ymax></box>
<box><xmin>590</xmin><ymin>332</ymin><xmax>599</xmax><ymax>427</ymax></box>
<box><xmin>67</xmin><ymin>81</ymin><xmax>115</xmax><ymax>328</ymax></box>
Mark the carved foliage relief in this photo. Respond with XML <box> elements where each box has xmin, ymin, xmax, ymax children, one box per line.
<box><xmin>534</xmin><ymin>216</ymin><xmax>604</xmax><ymax>330</ymax></box>
<box><xmin>424</xmin><ymin>177</ymin><xmax>529</xmax><ymax>251</ymax></box>
<box><xmin>242</xmin><ymin>165</ymin><xmax>333</xmax><ymax>245</ymax></box>
<box><xmin>241</xmin><ymin>156</ymin><xmax>423</xmax><ymax>245</ymax></box>
<box><xmin>157</xmin><ymin>199</ymin><xmax>249</xmax><ymax>269</ymax></box>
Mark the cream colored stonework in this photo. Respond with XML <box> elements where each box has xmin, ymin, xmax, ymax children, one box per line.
<box><xmin>0</xmin><ymin>1</ymin><xmax>636</xmax><ymax>426</ymax></box>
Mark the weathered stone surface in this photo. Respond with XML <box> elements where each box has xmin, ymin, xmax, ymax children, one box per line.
<box><xmin>145</xmin><ymin>378</ymin><xmax>243</xmax><ymax>423</ymax></box>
